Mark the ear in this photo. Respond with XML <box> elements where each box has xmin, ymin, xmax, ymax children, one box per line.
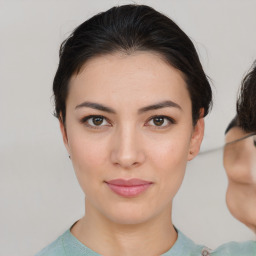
<box><xmin>59</xmin><ymin>115</ymin><xmax>71</xmax><ymax>155</ymax></box>
<box><xmin>187</xmin><ymin>109</ymin><xmax>205</xmax><ymax>161</ymax></box>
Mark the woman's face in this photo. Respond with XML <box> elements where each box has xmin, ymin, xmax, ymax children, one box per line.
<box><xmin>60</xmin><ymin>52</ymin><xmax>204</xmax><ymax>225</ymax></box>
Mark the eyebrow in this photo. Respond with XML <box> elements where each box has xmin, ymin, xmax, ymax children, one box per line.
<box><xmin>75</xmin><ymin>100</ymin><xmax>182</xmax><ymax>114</ymax></box>
<box><xmin>138</xmin><ymin>100</ymin><xmax>182</xmax><ymax>114</ymax></box>
<box><xmin>75</xmin><ymin>102</ymin><xmax>116</xmax><ymax>113</ymax></box>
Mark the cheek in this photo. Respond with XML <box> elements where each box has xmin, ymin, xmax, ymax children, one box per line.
<box><xmin>224</xmin><ymin>150</ymin><xmax>256</xmax><ymax>184</ymax></box>
<box><xmin>147</xmin><ymin>133</ymin><xmax>190</xmax><ymax>193</ymax></box>
<box><xmin>223</xmin><ymin>148</ymin><xmax>239</xmax><ymax>179</ymax></box>
<box><xmin>68</xmin><ymin>132</ymin><xmax>110</xmax><ymax>191</ymax></box>
<box><xmin>148</xmin><ymin>131</ymin><xmax>190</xmax><ymax>167</ymax></box>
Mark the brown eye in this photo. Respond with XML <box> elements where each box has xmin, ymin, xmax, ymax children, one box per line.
<box><xmin>147</xmin><ymin>115</ymin><xmax>175</xmax><ymax>128</ymax></box>
<box><xmin>81</xmin><ymin>115</ymin><xmax>110</xmax><ymax>128</ymax></box>
<box><xmin>92</xmin><ymin>116</ymin><xmax>104</xmax><ymax>126</ymax></box>
<box><xmin>153</xmin><ymin>117</ymin><xmax>165</xmax><ymax>126</ymax></box>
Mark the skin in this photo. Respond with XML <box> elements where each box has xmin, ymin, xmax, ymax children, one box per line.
<box><xmin>224</xmin><ymin>127</ymin><xmax>256</xmax><ymax>233</ymax></box>
<box><xmin>60</xmin><ymin>52</ymin><xmax>204</xmax><ymax>256</ymax></box>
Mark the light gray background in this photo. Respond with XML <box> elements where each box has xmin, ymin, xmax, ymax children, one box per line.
<box><xmin>1</xmin><ymin>1</ymin><xmax>256</xmax><ymax>255</ymax></box>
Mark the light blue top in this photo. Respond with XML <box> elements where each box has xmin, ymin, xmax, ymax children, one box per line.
<box><xmin>36</xmin><ymin>225</ymin><xmax>256</xmax><ymax>256</ymax></box>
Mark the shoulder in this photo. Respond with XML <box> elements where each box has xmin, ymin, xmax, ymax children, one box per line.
<box><xmin>162</xmin><ymin>229</ymin><xmax>209</xmax><ymax>256</ymax></box>
<box><xmin>211</xmin><ymin>240</ymin><xmax>256</xmax><ymax>256</ymax></box>
<box><xmin>35</xmin><ymin>231</ymin><xmax>67</xmax><ymax>256</ymax></box>
<box><xmin>166</xmin><ymin>229</ymin><xmax>256</xmax><ymax>256</ymax></box>
<box><xmin>35</xmin><ymin>227</ymin><xmax>100</xmax><ymax>256</ymax></box>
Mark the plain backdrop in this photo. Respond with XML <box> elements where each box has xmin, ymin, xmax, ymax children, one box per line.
<box><xmin>1</xmin><ymin>0</ymin><xmax>256</xmax><ymax>255</ymax></box>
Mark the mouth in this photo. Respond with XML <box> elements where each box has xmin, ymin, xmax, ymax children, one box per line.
<box><xmin>105</xmin><ymin>179</ymin><xmax>153</xmax><ymax>197</ymax></box>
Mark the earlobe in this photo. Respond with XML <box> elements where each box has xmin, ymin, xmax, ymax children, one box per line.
<box><xmin>188</xmin><ymin>109</ymin><xmax>205</xmax><ymax>161</ymax></box>
<box><xmin>59</xmin><ymin>116</ymin><xmax>71</xmax><ymax>155</ymax></box>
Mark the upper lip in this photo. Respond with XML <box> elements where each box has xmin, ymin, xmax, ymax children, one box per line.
<box><xmin>105</xmin><ymin>179</ymin><xmax>153</xmax><ymax>186</ymax></box>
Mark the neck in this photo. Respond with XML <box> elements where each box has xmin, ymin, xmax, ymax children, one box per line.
<box><xmin>71</xmin><ymin>198</ymin><xmax>177</xmax><ymax>256</ymax></box>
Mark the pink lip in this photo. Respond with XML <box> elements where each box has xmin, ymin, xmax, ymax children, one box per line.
<box><xmin>105</xmin><ymin>179</ymin><xmax>153</xmax><ymax>197</ymax></box>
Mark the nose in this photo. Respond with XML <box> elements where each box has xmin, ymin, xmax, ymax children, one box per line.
<box><xmin>110</xmin><ymin>125</ymin><xmax>146</xmax><ymax>169</ymax></box>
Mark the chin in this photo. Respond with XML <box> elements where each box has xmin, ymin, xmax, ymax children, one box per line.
<box><xmin>104</xmin><ymin>204</ymin><xmax>155</xmax><ymax>225</ymax></box>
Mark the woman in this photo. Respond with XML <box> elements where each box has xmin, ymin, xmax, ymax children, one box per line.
<box><xmin>37</xmin><ymin>4</ymin><xmax>255</xmax><ymax>255</ymax></box>
<box><xmin>224</xmin><ymin>62</ymin><xmax>256</xmax><ymax>233</ymax></box>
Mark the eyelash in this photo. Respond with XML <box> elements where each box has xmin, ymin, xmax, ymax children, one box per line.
<box><xmin>80</xmin><ymin>115</ymin><xmax>111</xmax><ymax>129</ymax></box>
<box><xmin>80</xmin><ymin>115</ymin><xmax>176</xmax><ymax>129</ymax></box>
<box><xmin>145</xmin><ymin>115</ymin><xmax>176</xmax><ymax>129</ymax></box>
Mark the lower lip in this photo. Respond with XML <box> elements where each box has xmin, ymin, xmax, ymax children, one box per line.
<box><xmin>106</xmin><ymin>183</ymin><xmax>152</xmax><ymax>197</ymax></box>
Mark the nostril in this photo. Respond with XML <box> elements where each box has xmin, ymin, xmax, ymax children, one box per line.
<box><xmin>132</xmin><ymin>161</ymin><xmax>140</xmax><ymax>166</ymax></box>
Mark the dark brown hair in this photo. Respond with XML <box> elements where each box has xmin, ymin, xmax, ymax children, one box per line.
<box><xmin>53</xmin><ymin>4</ymin><xmax>212</xmax><ymax>125</ymax></box>
<box><xmin>237</xmin><ymin>62</ymin><xmax>256</xmax><ymax>132</ymax></box>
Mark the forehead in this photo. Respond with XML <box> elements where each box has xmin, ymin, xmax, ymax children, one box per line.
<box><xmin>68</xmin><ymin>52</ymin><xmax>190</xmax><ymax>109</ymax></box>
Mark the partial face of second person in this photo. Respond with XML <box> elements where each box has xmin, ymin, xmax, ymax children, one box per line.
<box><xmin>60</xmin><ymin>52</ymin><xmax>204</xmax><ymax>226</ymax></box>
<box><xmin>224</xmin><ymin>127</ymin><xmax>256</xmax><ymax>232</ymax></box>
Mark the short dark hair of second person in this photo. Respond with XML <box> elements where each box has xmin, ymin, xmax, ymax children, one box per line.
<box><xmin>237</xmin><ymin>62</ymin><xmax>256</xmax><ymax>133</ymax></box>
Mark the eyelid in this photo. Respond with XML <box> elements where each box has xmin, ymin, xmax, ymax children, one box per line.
<box><xmin>145</xmin><ymin>115</ymin><xmax>176</xmax><ymax>128</ymax></box>
<box><xmin>79</xmin><ymin>114</ymin><xmax>176</xmax><ymax>129</ymax></box>
<box><xmin>80</xmin><ymin>115</ymin><xmax>112</xmax><ymax>128</ymax></box>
